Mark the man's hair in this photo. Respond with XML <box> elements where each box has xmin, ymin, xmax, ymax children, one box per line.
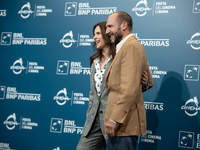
<box><xmin>115</xmin><ymin>11</ymin><xmax>133</xmax><ymax>32</ymax></box>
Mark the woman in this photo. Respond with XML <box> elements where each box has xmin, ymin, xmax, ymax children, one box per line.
<box><xmin>76</xmin><ymin>21</ymin><xmax>152</xmax><ymax>150</ymax></box>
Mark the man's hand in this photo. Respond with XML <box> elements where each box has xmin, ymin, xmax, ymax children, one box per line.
<box><xmin>105</xmin><ymin>120</ymin><xmax>117</xmax><ymax>138</ymax></box>
<box><xmin>141</xmin><ymin>66</ymin><xmax>148</xmax><ymax>84</ymax></box>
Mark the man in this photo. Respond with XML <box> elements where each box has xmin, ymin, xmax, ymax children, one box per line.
<box><xmin>104</xmin><ymin>11</ymin><xmax>149</xmax><ymax>149</ymax></box>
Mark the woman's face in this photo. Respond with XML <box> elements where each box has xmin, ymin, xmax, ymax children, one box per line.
<box><xmin>93</xmin><ymin>26</ymin><xmax>106</xmax><ymax>50</ymax></box>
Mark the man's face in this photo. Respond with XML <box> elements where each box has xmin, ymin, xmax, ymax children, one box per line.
<box><xmin>106</xmin><ymin>13</ymin><xmax>122</xmax><ymax>45</ymax></box>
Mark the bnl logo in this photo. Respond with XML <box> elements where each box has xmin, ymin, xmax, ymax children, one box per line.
<box><xmin>0</xmin><ymin>86</ymin><xmax>6</xmax><ymax>99</ymax></box>
<box><xmin>1</xmin><ymin>32</ymin><xmax>12</xmax><ymax>45</ymax></box>
<box><xmin>65</xmin><ymin>2</ymin><xmax>77</xmax><ymax>16</ymax></box>
<box><xmin>193</xmin><ymin>0</ymin><xmax>200</xmax><ymax>13</ymax></box>
<box><xmin>57</xmin><ymin>61</ymin><xmax>69</xmax><ymax>75</ymax></box>
<box><xmin>184</xmin><ymin>65</ymin><xmax>200</xmax><ymax>81</ymax></box>
<box><xmin>50</xmin><ymin>118</ymin><xmax>63</xmax><ymax>133</ymax></box>
<box><xmin>179</xmin><ymin>131</ymin><xmax>194</xmax><ymax>149</ymax></box>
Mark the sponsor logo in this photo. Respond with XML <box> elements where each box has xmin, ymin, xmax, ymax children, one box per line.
<box><xmin>1</xmin><ymin>32</ymin><xmax>47</xmax><ymax>46</ymax></box>
<box><xmin>0</xmin><ymin>10</ymin><xmax>6</xmax><ymax>17</ymax></box>
<box><xmin>0</xmin><ymin>86</ymin><xmax>6</xmax><ymax>99</ymax></box>
<box><xmin>184</xmin><ymin>65</ymin><xmax>200</xmax><ymax>81</ymax></box>
<box><xmin>57</xmin><ymin>61</ymin><xmax>69</xmax><ymax>75</ymax></box>
<box><xmin>53</xmin><ymin>88</ymin><xmax>89</xmax><ymax>106</ymax></box>
<box><xmin>135</xmin><ymin>33</ymin><xmax>170</xmax><ymax>47</ymax></box>
<box><xmin>60</xmin><ymin>31</ymin><xmax>77</xmax><ymax>48</ymax></box>
<box><xmin>3</xmin><ymin>113</ymin><xmax>38</xmax><ymax>131</ymax></box>
<box><xmin>1</xmin><ymin>32</ymin><xmax>12</xmax><ymax>45</ymax></box>
<box><xmin>10</xmin><ymin>58</ymin><xmax>26</xmax><ymax>74</ymax></box>
<box><xmin>178</xmin><ymin>131</ymin><xmax>194</xmax><ymax>149</ymax></box>
<box><xmin>60</xmin><ymin>31</ymin><xmax>94</xmax><ymax>48</ymax></box>
<box><xmin>193</xmin><ymin>0</ymin><xmax>200</xmax><ymax>13</ymax></box>
<box><xmin>64</xmin><ymin>2</ymin><xmax>117</xmax><ymax>16</ymax></box>
<box><xmin>53</xmin><ymin>88</ymin><xmax>71</xmax><ymax>105</ymax></box>
<box><xmin>0</xmin><ymin>143</ymin><xmax>16</xmax><ymax>150</ymax></box>
<box><xmin>20</xmin><ymin>117</ymin><xmax>38</xmax><ymax>130</ymax></box>
<box><xmin>140</xmin><ymin>130</ymin><xmax>162</xmax><ymax>143</ymax></box>
<box><xmin>70</xmin><ymin>61</ymin><xmax>90</xmax><ymax>75</ymax></box>
<box><xmin>18</xmin><ymin>2</ymin><xmax>52</xmax><ymax>19</ymax></box>
<box><xmin>53</xmin><ymin>147</ymin><xmax>60</xmax><ymax>150</ymax></box>
<box><xmin>132</xmin><ymin>0</ymin><xmax>152</xmax><ymax>17</ymax></box>
<box><xmin>6</xmin><ymin>87</ymin><xmax>41</xmax><ymax>101</ymax></box>
<box><xmin>18</xmin><ymin>2</ymin><xmax>34</xmax><ymax>19</ymax></box>
<box><xmin>149</xmin><ymin>66</ymin><xmax>167</xmax><ymax>79</ymax></box>
<box><xmin>187</xmin><ymin>31</ymin><xmax>200</xmax><ymax>50</ymax></box>
<box><xmin>144</xmin><ymin>101</ymin><xmax>164</xmax><ymax>111</ymax></box>
<box><xmin>12</xmin><ymin>33</ymin><xmax>47</xmax><ymax>45</ymax></box>
<box><xmin>50</xmin><ymin>118</ymin><xmax>83</xmax><ymax>134</ymax></box>
<box><xmin>50</xmin><ymin>118</ymin><xmax>63</xmax><ymax>133</ymax></box>
<box><xmin>132</xmin><ymin>0</ymin><xmax>176</xmax><ymax>16</ymax></box>
<box><xmin>181</xmin><ymin>97</ymin><xmax>200</xmax><ymax>116</ymax></box>
<box><xmin>56</xmin><ymin>61</ymin><xmax>90</xmax><ymax>75</ymax></box>
<box><xmin>65</xmin><ymin>2</ymin><xmax>77</xmax><ymax>16</ymax></box>
<box><xmin>197</xmin><ymin>134</ymin><xmax>200</xmax><ymax>148</ymax></box>
<box><xmin>3</xmin><ymin>113</ymin><xmax>19</xmax><ymax>130</ymax></box>
<box><xmin>78</xmin><ymin>34</ymin><xmax>94</xmax><ymax>46</ymax></box>
<box><xmin>10</xmin><ymin>58</ymin><xmax>45</xmax><ymax>75</ymax></box>
<box><xmin>153</xmin><ymin>1</ymin><xmax>176</xmax><ymax>15</ymax></box>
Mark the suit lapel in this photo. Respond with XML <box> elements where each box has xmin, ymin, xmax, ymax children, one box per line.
<box><xmin>90</xmin><ymin>63</ymin><xmax>98</xmax><ymax>97</ymax></box>
<box><xmin>105</xmin><ymin>36</ymin><xmax>136</xmax><ymax>82</ymax></box>
<box><xmin>99</xmin><ymin>60</ymin><xmax>112</xmax><ymax>97</ymax></box>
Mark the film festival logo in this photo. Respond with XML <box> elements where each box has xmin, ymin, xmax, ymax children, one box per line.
<box><xmin>10</xmin><ymin>58</ymin><xmax>44</xmax><ymax>75</ymax></box>
<box><xmin>187</xmin><ymin>31</ymin><xmax>200</xmax><ymax>50</ymax></box>
<box><xmin>18</xmin><ymin>2</ymin><xmax>52</xmax><ymax>19</ymax></box>
<box><xmin>3</xmin><ymin>113</ymin><xmax>19</xmax><ymax>130</ymax></box>
<box><xmin>3</xmin><ymin>113</ymin><xmax>38</xmax><ymax>130</ymax></box>
<box><xmin>1</xmin><ymin>32</ymin><xmax>12</xmax><ymax>45</ymax></box>
<box><xmin>53</xmin><ymin>88</ymin><xmax>71</xmax><ymax>105</ymax></box>
<box><xmin>18</xmin><ymin>2</ymin><xmax>34</xmax><ymax>19</ymax></box>
<box><xmin>50</xmin><ymin>118</ymin><xmax>83</xmax><ymax>134</ymax></box>
<box><xmin>53</xmin><ymin>147</ymin><xmax>60</xmax><ymax>150</ymax></box>
<box><xmin>132</xmin><ymin>0</ymin><xmax>176</xmax><ymax>16</ymax></box>
<box><xmin>193</xmin><ymin>0</ymin><xmax>200</xmax><ymax>13</ymax></box>
<box><xmin>184</xmin><ymin>65</ymin><xmax>200</xmax><ymax>81</ymax></box>
<box><xmin>132</xmin><ymin>0</ymin><xmax>152</xmax><ymax>17</ymax></box>
<box><xmin>178</xmin><ymin>131</ymin><xmax>194</xmax><ymax>149</ymax></box>
<box><xmin>53</xmin><ymin>88</ymin><xmax>89</xmax><ymax>105</ymax></box>
<box><xmin>0</xmin><ymin>9</ymin><xmax>6</xmax><ymax>17</ymax></box>
<box><xmin>60</xmin><ymin>31</ymin><xmax>77</xmax><ymax>48</ymax></box>
<box><xmin>10</xmin><ymin>58</ymin><xmax>26</xmax><ymax>74</ymax></box>
<box><xmin>181</xmin><ymin>96</ymin><xmax>200</xmax><ymax>117</ymax></box>
<box><xmin>0</xmin><ymin>86</ymin><xmax>6</xmax><ymax>100</ymax></box>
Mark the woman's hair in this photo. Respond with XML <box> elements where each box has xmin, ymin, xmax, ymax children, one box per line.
<box><xmin>89</xmin><ymin>21</ymin><xmax>116</xmax><ymax>66</ymax></box>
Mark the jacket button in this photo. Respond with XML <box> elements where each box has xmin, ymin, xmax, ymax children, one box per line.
<box><xmin>100</xmin><ymin>111</ymin><xmax>103</xmax><ymax>113</ymax></box>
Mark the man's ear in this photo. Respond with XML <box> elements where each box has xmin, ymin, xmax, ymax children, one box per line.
<box><xmin>121</xmin><ymin>21</ymin><xmax>128</xmax><ymax>31</ymax></box>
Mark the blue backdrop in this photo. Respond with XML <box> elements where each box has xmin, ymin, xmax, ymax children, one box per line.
<box><xmin>0</xmin><ymin>0</ymin><xmax>200</xmax><ymax>150</ymax></box>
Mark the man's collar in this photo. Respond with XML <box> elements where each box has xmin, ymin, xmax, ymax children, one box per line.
<box><xmin>116</xmin><ymin>33</ymin><xmax>134</xmax><ymax>54</ymax></box>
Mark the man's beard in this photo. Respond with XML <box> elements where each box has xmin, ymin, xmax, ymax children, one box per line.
<box><xmin>112</xmin><ymin>27</ymin><xmax>122</xmax><ymax>45</ymax></box>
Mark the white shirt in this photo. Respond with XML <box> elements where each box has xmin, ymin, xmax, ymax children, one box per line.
<box><xmin>116</xmin><ymin>33</ymin><xmax>134</xmax><ymax>54</ymax></box>
<box><xmin>93</xmin><ymin>56</ymin><xmax>112</xmax><ymax>96</ymax></box>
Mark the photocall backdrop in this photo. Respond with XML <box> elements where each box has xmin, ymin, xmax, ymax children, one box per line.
<box><xmin>0</xmin><ymin>0</ymin><xmax>200</xmax><ymax>150</ymax></box>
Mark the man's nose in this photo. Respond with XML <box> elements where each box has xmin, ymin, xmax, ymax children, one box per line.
<box><xmin>105</xmin><ymin>28</ymin><xmax>109</xmax><ymax>35</ymax></box>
